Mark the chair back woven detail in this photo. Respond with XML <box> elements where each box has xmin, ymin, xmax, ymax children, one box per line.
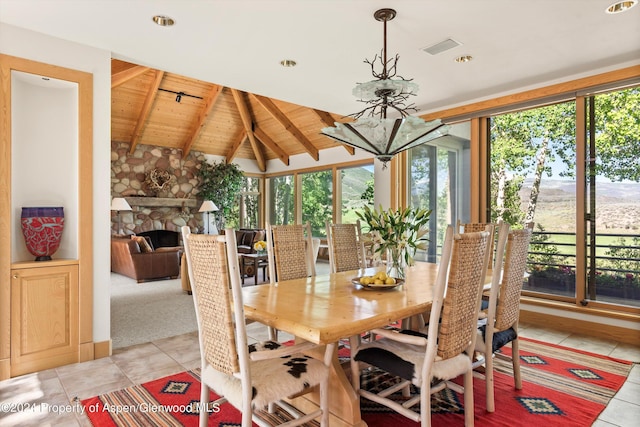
<box><xmin>457</xmin><ymin>222</ymin><xmax>492</xmax><ymax>233</ymax></box>
<box><xmin>184</xmin><ymin>233</ymin><xmax>239</xmax><ymax>375</ymax></box>
<box><xmin>438</xmin><ymin>230</ymin><xmax>491</xmax><ymax>359</ymax></box>
<box><xmin>267</xmin><ymin>223</ymin><xmax>315</xmax><ymax>282</ymax></box>
<box><xmin>458</xmin><ymin>221</ymin><xmax>497</xmax><ymax>268</ymax></box>
<box><xmin>494</xmin><ymin>228</ymin><xmax>532</xmax><ymax>331</ymax></box>
<box><xmin>326</xmin><ymin>221</ymin><xmax>366</xmax><ymax>273</ymax></box>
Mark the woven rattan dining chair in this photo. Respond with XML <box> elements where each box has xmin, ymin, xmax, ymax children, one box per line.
<box><xmin>266</xmin><ymin>222</ymin><xmax>316</xmax><ymax>283</ymax></box>
<box><xmin>325</xmin><ymin>220</ymin><xmax>367</xmax><ymax>273</ymax></box>
<box><xmin>265</xmin><ymin>222</ymin><xmax>317</xmax><ymax>340</ymax></box>
<box><xmin>457</xmin><ymin>220</ymin><xmax>497</xmax><ymax>269</ymax></box>
<box><xmin>473</xmin><ymin>225</ymin><xmax>533</xmax><ymax>413</ymax></box>
<box><xmin>181</xmin><ymin>226</ymin><xmax>334</xmax><ymax>427</ymax></box>
<box><xmin>349</xmin><ymin>226</ymin><xmax>492</xmax><ymax>427</ymax></box>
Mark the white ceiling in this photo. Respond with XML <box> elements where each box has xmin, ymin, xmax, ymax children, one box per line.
<box><xmin>1</xmin><ymin>0</ymin><xmax>639</xmax><ymax>116</ymax></box>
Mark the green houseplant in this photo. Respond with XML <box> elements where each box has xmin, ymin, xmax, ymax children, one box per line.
<box><xmin>197</xmin><ymin>161</ymin><xmax>244</xmax><ymax>231</ymax></box>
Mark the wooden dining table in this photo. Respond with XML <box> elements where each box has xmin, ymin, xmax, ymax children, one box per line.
<box><xmin>242</xmin><ymin>262</ymin><xmax>448</xmax><ymax>427</ymax></box>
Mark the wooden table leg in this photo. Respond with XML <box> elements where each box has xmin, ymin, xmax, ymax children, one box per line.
<box><xmin>292</xmin><ymin>344</ymin><xmax>366</xmax><ymax>427</ymax></box>
<box><xmin>255</xmin><ymin>261</ymin><xmax>259</xmax><ymax>285</ymax></box>
<box><xmin>241</xmin><ymin>256</ymin><xmax>246</xmax><ymax>285</ymax></box>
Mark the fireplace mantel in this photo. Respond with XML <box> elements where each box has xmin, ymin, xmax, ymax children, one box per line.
<box><xmin>124</xmin><ymin>197</ymin><xmax>199</xmax><ymax>208</ymax></box>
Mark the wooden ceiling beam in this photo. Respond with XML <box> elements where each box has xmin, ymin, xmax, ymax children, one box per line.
<box><xmin>230</xmin><ymin>89</ymin><xmax>266</xmax><ymax>172</ymax></box>
<box><xmin>111</xmin><ymin>65</ymin><xmax>151</xmax><ymax>88</ymax></box>
<box><xmin>226</xmin><ymin>130</ymin><xmax>247</xmax><ymax>163</ymax></box>
<box><xmin>254</xmin><ymin>126</ymin><xmax>289</xmax><ymax>166</ymax></box>
<box><xmin>313</xmin><ymin>109</ymin><xmax>355</xmax><ymax>155</ymax></box>
<box><xmin>129</xmin><ymin>70</ymin><xmax>164</xmax><ymax>154</ymax></box>
<box><xmin>252</xmin><ymin>94</ymin><xmax>319</xmax><ymax>161</ymax></box>
<box><xmin>181</xmin><ymin>84</ymin><xmax>224</xmax><ymax>157</ymax></box>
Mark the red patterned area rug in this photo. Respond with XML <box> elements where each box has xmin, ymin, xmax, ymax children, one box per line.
<box><xmin>82</xmin><ymin>337</ymin><xmax>632</xmax><ymax>426</ymax></box>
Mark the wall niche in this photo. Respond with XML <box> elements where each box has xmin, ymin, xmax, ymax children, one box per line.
<box><xmin>0</xmin><ymin>54</ymin><xmax>94</xmax><ymax>379</ymax></box>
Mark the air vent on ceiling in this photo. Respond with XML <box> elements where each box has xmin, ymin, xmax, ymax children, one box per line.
<box><xmin>422</xmin><ymin>38</ymin><xmax>462</xmax><ymax>55</ymax></box>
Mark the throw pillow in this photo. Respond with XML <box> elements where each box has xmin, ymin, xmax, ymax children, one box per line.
<box><xmin>132</xmin><ymin>236</ymin><xmax>153</xmax><ymax>253</ymax></box>
<box><xmin>253</xmin><ymin>230</ymin><xmax>266</xmax><ymax>244</ymax></box>
<box><xmin>242</xmin><ymin>231</ymin><xmax>255</xmax><ymax>247</ymax></box>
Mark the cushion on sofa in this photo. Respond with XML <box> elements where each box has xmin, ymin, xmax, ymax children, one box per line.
<box><xmin>132</xmin><ymin>235</ymin><xmax>153</xmax><ymax>253</ymax></box>
<box><xmin>253</xmin><ymin>230</ymin><xmax>266</xmax><ymax>245</ymax></box>
<box><xmin>242</xmin><ymin>231</ymin><xmax>256</xmax><ymax>246</ymax></box>
<box><xmin>236</xmin><ymin>229</ymin><xmax>259</xmax><ymax>254</ymax></box>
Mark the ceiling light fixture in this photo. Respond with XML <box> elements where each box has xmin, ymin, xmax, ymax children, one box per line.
<box><xmin>321</xmin><ymin>8</ymin><xmax>450</xmax><ymax>168</ymax></box>
<box><xmin>280</xmin><ymin>59</ymin><xmax>297</xmax><ymax>67</ymax></box>
<box><xmin>158</xmin><ymin>88</ymin><xmax>203</xmax><ymax>103</ymax></box>
<box><xmin>152</xmin><ymin>15</ymin><xmax>175</xmax><ymax>26</ymax></box>
<box><xmin>605</xmin><ymin>1</ymin><xmax>637</xmax><ymax>13</ymax></box>
<box><xmin>455</xmin><ymin>55</ymin><xmax>473</xmax><ymax>63</ymax></box>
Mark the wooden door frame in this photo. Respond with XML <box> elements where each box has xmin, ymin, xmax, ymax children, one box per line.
<box><xmin>0</xmin><ymin>54</ymin><xmax>94</xmax><ymax>378</ymax></box>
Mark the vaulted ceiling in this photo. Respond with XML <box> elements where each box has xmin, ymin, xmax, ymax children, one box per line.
<box><xmin>111</xmin><ymin>59</ymin><xmax>354</xmax><ymax>171</ymax></box>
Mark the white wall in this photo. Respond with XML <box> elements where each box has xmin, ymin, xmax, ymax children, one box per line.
<box><xmin>0</xmin><ymin>22</ymin><xmax>112</xmax><ymax>344</ymax></box>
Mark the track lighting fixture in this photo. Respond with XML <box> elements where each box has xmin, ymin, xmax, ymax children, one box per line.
<box><xmin>158</xmin><ymin>88</ymin><xmax>203</xmax><ymax>103</ymax></box>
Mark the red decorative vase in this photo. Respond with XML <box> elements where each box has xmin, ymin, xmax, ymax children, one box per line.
<box><xmin>21</xmin><ymin>207</ymin><xmax>65</xmax><ymax>261</ymax></box>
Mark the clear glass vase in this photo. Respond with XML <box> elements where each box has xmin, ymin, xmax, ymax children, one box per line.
<box><xmin>386</xmin><ymin>246</ymin><xmax>407</xmax><ymax>279</ymax></box>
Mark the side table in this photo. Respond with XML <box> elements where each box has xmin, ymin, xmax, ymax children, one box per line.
<box><xmin>240</xmin><ymin>253</ymin><xmax>269</xmax><ymax>286</ymax></box>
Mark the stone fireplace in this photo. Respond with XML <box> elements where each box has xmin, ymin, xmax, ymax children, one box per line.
<box><xmin>137</xmin><ymin>229</ymin><xmax>181</xmax><ymax>248</ymax></box>
<box><xmin>111</xmin><ymin>141</ymin><xmax>207</xmax><ymax>235</ymax></box>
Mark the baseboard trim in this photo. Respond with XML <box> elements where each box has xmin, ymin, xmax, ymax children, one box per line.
<box><xmin>94</xmin><ymin>340</ymin><xmax>112</xmax><ymax>359</ymax></box>
<box><xmin>520</xmin><ymin>308</ymin><xmax>640</xmax><ymax>345</ymax></box>
<box><xmin>79</xmin><ymin>342</ymin><xmax>94</xmax><ymax>362</ymax></box>
<box><xmin>0</xmin><ymin>358</ymin><xmax>9</xmax><ymax>380</ymax></box>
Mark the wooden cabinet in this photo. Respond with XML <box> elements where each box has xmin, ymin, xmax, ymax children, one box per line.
<box><xmin>10</xmin><ymin>261</ymin><xmax>79</xmax><ymax>377</ymax></box>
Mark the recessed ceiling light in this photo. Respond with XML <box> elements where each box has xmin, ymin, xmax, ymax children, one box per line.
<box><xmin>280</xmin><ymin>59</ymin><xmax>297</xmax><ymax>68</ymax></box>
<box><xmin>605</xmin><ymin>1</ymin><xmax>638</xmax><ymax>13</ymax></box>
<box><xmin>455</xmin><ymin>55</ymin><xmax>473</xmax><ymax>63</ymax></box>
<box><xmin>152</xmin><ymin>15</ymin><xmax>175</xmax><ymax>26</ymax></box>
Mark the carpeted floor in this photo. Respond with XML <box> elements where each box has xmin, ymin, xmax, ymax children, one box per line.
<box><xmin>110</xmin><ymin>273</ymin><xmax>198</xmax><ymax>349</ymax></box>
<box><xmin>110</xmin><ymin>263</ymin><xmax>331</xmax><ymax>349</ymax></box>
<box><xmin>83</xmin><ymin>337</ymin><xmax>633</xmax><ymax>426</ymax></box>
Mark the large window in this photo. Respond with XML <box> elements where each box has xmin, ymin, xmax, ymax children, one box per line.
<box><xmin>301</xmin><ymin>170</ymin><xmax>332</xmax><ymax>237</ymax></box>
<box><xmin>490</xmin><ymin>101</ymin><xmax>578</xmax><ymax>300</ymax></box>
<box><xmin>408</xmin><ymin>122</ymin><xmax>470</xmax><ymax>262</ymax></box>
<box><xmin>585</xmin><ymin>87</ymin><xmax>640</xmax><ymax>308</ymax></box>
<box><xmin>239</xmin><ymin>176</ymin><xmax>260</xmax><ymax>229</ymax></box>
<box><xmin>489</xmin><ymin>86</ymin><xmax>640</xmax><ymax>309</ymax></box>
<box><xmin>339</xmin><ymin>165</ymin><xmax>374</xmax><ymax>224</ymax></box>
<box><xmin>269</xmin><ymin>175</ymin><xmax>295</xmax><ymax>225</ymax></box>
<box><xmin>265</xmin><ymin>161</ymin><xmax>373</xmax><ymax>236</ymax></box>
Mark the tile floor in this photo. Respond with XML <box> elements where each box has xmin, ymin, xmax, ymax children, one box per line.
<box><xmin>0</xmin><ymin>321</ymin><xmax>638</xmax><ymax>427</ymax></box>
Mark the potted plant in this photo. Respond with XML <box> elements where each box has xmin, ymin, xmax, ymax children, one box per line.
<box><xmin>356</xmin><ymin>205</ymin><xmax>431</xmax><ymax>278</ymax></box>
<box><xmin>197</xmin><ymin>161</ymin><xmax>244</xmax><ymax>231</ymax></box>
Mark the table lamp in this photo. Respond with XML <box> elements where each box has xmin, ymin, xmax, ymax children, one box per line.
<box><xmin>111</xmin><ymin>197</ymin><xmax>132</xmax><ymax>235</ymax></box>
<box><xmin>199</xmin><ymin>200</ymin><xmax>219</xmax><ymax>234</ymax></box>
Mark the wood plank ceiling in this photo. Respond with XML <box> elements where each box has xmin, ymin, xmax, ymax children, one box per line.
<box><xmin>111</xmin><ymin>59</ymin><xmax>355</xmax><ymax>172</ymax></box>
